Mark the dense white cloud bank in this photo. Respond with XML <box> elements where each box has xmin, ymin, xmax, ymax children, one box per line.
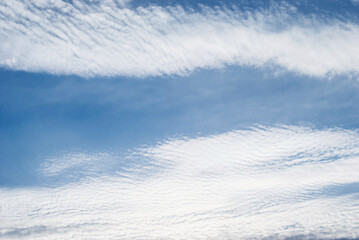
<box><xmin>0</xmin><ymin>0</ymin><xmax>359</xmax><ymax>77</ymax></box>
<box><xmin>1</xmin><ymin>125</ymin><xmax>359</xmax><ymax>239</ymax></box>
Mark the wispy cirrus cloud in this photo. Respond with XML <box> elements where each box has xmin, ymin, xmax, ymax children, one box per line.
<box><xmin>39</xmin><ymin>151</ymin><xmax>118</xmax><ymax>177</ymax></box>
<box><xmin>0</xmin><ymin>1</ymin><xmax>359</xmax><ymax>77</ymax></box>
<box><xmin>1</xmin><ymin>125</ymin><xmax>359</xmax><ymax>239</ymax></box>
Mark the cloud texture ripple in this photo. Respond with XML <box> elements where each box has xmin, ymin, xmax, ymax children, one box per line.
<box><xmin>1</xmin><ymin>125</ymin><xmax>359</xmax><ymax>239</ymax></box>
<box><xmin>1</xmin><ymin>1</ymin><xmax>359</xmax><ymax>77</ymax></box>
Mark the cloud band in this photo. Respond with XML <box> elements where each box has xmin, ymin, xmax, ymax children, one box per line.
<box><xmin>1</xmin><ymin>125</ymin><xmax>359</xmax><ymax>239</ymax></box>
<box><xmin>1</xmin><ymin>1</ymin><xmax>359</xmax><ymax>77</ymax></box>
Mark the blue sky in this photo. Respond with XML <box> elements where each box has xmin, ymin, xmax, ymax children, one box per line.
<box><xmin>1</xmin><ymin>0</ymin><xmax>359</xmax><ymax>239</ymax></box>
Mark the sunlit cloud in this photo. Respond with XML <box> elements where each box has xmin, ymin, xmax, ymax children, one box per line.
<box><xmin>1</xmin><ymin>125</ymin><xmax>359</xmax><ymax>239</ymax></box>
<box><xmin>0</xmin><ymin>1</ymin><xmax>359</xmax><ymax>77</ymax></box>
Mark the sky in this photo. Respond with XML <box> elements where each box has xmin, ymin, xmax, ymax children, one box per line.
<box><xmin>0</xmin><ymin>0</ymin><xmax>359</xmax><ymax>239</ymax></box>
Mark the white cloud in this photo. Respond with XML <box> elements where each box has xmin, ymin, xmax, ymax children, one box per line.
<box><xmin>0</xmin><ymin>1</ymin><xmax>358</xmax><ymax>77</ymax></box>
<box><xmin>1</xmin><ymin>125</ymin><xmax>359</xmax><ymax>239</ymax></box>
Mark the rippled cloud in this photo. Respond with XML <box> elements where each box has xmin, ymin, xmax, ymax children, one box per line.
<box><xmin>0</xmin><ymin>1</ymin><xmax>359</xmax><ymax>77</ymax></box>
<box><xmin>1</xmin><ymin>125</ymin><xmax>359</xmax><ymax>239</ymax></box>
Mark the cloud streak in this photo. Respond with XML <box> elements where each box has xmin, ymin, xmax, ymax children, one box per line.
<box><xmin>0</xmin><ymin>1</ymin><xmax>359</xmax><ymax>77</ymax></box>
<box><xmin>1</xmin><ymin>125</ymin><xmax>359</xmax><ymax>239</ymax></box>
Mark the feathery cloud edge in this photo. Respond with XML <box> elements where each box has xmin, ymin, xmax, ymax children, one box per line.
<box><xmin>0</xmin><ymin>1</ymin><xmax>359</xmax><ymax>77</ymax></box>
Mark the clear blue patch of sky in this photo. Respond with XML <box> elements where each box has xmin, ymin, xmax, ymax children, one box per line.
<box><xmin>1</xmin><ymin>65</ymin><xmax>359</xmax><ymax>187</ymax></box>
<box><xmin>320</xmin><ymin>182</ymin><xmax>359</xmax><ymax>198</ymax></box>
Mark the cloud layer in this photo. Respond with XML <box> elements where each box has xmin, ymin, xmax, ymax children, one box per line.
<box><xmin>0</xmin><ymin>1</ymin><xmax>359</xmax><ymax>77</ymax></box>
<box><xmin>1</xmin><ymin>125</ymin><xmax>359</xmax><ymax>239</ymax></box>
